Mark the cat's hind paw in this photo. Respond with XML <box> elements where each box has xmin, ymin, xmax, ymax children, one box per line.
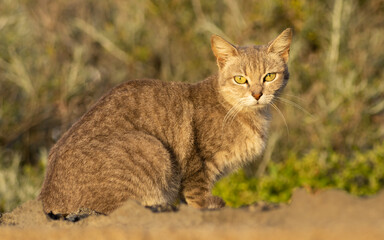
<box><xmin>47</xmin><ymin>208</ymin><xmax>103</xmax><ymax>222</ymax></box>
<box><xmin>145</xmin><ymin>204</ymin><xmax>178</xmax><ymax>213</ymax></box>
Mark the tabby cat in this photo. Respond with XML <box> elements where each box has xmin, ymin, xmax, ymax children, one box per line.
<box><xmin>39</xmin><ymin>28</ymin><xmax>292</xmax><ymax>220</ymax></box>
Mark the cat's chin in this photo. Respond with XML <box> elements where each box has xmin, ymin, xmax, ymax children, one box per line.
<box><xmin>248</xmin><ymin>103</ymin><xmax>269</xmax><ymax>110</ymax></box>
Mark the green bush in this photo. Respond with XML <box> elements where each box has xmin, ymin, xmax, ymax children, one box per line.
<box><xmin>214</xmin><ymin>142</ymin><xmax>384</xmax><ymax>207</ymax></box>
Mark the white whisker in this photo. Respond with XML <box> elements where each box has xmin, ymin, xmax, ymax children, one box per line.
<box><xmin>281</xmin><ymin>93</ymin><xmax>305</xmax><ymax>102</ymax></box>
<box><xmin>270</xmin><ymin>102</ymin><xmax>289</xmax><ymax>135</ymax></box>
<box><xmin>227</xmin><ymin>105</ymin><xmax>243</xmax><ymax>126</ymax></box>
<box><xmin>223</xmin><ymin>97</ymin><xmax>249</xmax><ymax>126</ymax></box>
<box><xmin>275</xmin><ymin>97</ymin><xmax>313</xmax><ymax>117</ymax></box>
<box><xmin>223</xmin><ymin>104</ymin><xmax>240</xmax><ymax>124</ymax></box>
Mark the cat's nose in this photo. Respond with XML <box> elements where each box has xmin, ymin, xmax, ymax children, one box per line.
<box><xmin>252</xmin><ymin>92</ymin><xmax>263</xmax><ymax>100</ymax></box>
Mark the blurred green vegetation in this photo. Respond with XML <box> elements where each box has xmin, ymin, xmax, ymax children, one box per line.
<box><xmin>1</xmin><ymin>0</ymin><xmax>383</xmax><ymax>212</ymax></box>
<box><xmin>214</xmin><ymin>142</ymin><xmax>384</xmax><ymax>207</ymax></box>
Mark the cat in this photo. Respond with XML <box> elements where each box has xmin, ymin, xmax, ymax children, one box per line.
<box><xmin>38</xmin><ymin>28</ymin><xmax>292</xmax><ymax>221</ymax></box>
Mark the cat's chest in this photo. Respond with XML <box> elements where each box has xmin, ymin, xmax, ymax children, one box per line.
<box><xmin>211</xmin><ymin>119</ymin><xmax>268</xmax><ymax>176</ymax></box>
<box><xmin>230</xmin><ymin>124</ymin><xmax>266</xmax><ymax>160</ymax></box>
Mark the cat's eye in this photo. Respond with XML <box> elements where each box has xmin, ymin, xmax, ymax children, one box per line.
<box><xmin>234</xmin><ymin>75</ymin><xmax>247</xmax><ymax>84</ymax></box>
<box><xmin>264</xmin><ymin>73</ymin><xmax>276</xmax><ymax>82</ymax></box>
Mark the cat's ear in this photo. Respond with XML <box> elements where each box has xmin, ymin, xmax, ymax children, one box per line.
<box><xmin>267</xmin><ymin>28</ymin><xmax>292</xmax><ymax>63</ymax></box>
<box><xmin>211</xmin><ymin>35</ymin><xmax>238</xmax><ymax>69</ymax></box>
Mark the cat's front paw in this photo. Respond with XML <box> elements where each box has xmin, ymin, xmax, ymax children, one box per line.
<box><xmin>184</xmin><ymin>193</ymin><xmax>225</xmax><ymax>209</ymax></box>
<box><xmin>204</xmin><ymin>196</ymin><xmax>226</xmax><ymax>210</ymax></box>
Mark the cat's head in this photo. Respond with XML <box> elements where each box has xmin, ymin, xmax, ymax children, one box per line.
<box><xmin>211</xmin><ymin>29</ymin><xmax>292</xmax><ymax>110</ymax></box>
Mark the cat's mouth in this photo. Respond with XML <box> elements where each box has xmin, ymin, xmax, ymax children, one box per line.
<box><xmin>254</xmin><ymin>102</ymin><xmax>268</xmax><ymax>108</ymax></box>
<box><xmin>254</xmin><ymin>94</ymin><xmax>275</xmax><ymax>107</ymax></box>
<box><xmin>247</xmin><ymin>100</ymin><xmax>269</xmax><ymax>110</ymax></box>
<box><xmin>249</xmin><ymin>95</ymin><xmax>270</xmax><ymax>107</ymax></box>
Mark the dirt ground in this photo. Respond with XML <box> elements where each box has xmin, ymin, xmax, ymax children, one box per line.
<box><xmin>0</xmin><ymin>188</ymin><xmax>383</xmax><ymax>240</ymax></box>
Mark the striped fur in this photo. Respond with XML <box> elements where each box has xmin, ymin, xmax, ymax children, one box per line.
<box><xmin>39</xmin><ymin>29</ymin><xmax>292</xmax><ymax>215</ymax></box>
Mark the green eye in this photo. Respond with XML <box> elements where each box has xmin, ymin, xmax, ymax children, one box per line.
<box><xmin>264</xmin><ymin>73</ymin><xmax>276</xmax><ymax>82</ymax></box>
<box><xmin>234</xmin><ymin>75</ymin><xmax>247</xmax><ymax>84</ymax></box>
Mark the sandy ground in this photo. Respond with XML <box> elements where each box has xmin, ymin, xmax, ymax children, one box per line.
<box><xmin>0</xmin><ymin>188</ymin><xmax>383</xmax><ymax>240</ymax></box>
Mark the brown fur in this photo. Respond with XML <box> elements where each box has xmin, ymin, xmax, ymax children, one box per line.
<box><xmin>39</xmin><ymin>29</ymin><xmax>292</xmax><ymax>215</ymax></box>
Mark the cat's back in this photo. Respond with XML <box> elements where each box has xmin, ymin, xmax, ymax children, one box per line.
<box><xmin>54</xmin><ymin>79</ymin><xmax>192</xmax><ymax>146</ymax></box>
<box><xmin>90</xmin><ymin>78</ymin><xmax>191</xmax><ymax>117</ymax></box>
<box><xmin>45</xmin><ymin>78</ymin><xmax>196</xmax><ymax>175</ymax></box>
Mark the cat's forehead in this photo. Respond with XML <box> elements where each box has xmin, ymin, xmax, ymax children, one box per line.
<box><xmin>236</xmin><ymin>45</ymin><xmax>285</xmax><ymax>72</ymax></box>
<box><xmin>237</xmin><ymin>45</ymin><xmax>269</xmax><ymax>60</ymax></box>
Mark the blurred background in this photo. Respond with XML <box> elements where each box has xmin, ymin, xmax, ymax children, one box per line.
<box><xmin>1</xmin><ymin>0</ymin><xmax>383</xmax><ymax>212</ymax></box>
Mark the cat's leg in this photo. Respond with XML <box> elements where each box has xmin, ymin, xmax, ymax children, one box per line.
<box><xmin>41</xmin><ymin>130</ymin><xmax>181</xmax><ymax>219</ymax></box>
<box><xmin>45</xmin><ymin>132</ymin><xmax>181</xmax><ymax>220</ymax></box>
<box><xmin>113</xmin><ymin>131</ymin><xmax>181</xmax><ymax>212</ymax></box>
<box><xmin>182</xmin><ymin>169</ymin><xmax>225</xmax><ymax>210</ymax></box>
